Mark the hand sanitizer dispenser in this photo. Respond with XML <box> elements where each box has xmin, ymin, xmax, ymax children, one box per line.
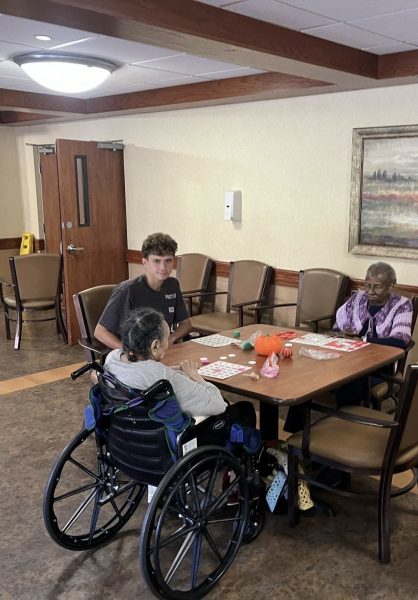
<box><xmin>224</xmin><ymin>190</ymin><xmax>242</xmax><ymax>221</ymax></box>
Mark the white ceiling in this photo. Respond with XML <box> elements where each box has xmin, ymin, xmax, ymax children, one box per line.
<box><xmin>0</xmin><ymin>0</ymin><xmax>418</xmax><ymax>99</ymax></box>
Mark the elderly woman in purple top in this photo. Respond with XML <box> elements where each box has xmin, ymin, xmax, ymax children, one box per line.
<box><xmin>334</xmin><ymin>262</ymin><xmax>412</xmax><ymax>348</ymax></box>
<box><xmin>284</xmin><ymin>262</ymin><xmax>412</xmax><ymax>434</ymax></box>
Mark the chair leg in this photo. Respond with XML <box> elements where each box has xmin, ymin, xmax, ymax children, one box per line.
<box><xmin>288</xmin><ymin>446</ymin><xmax>299</xmax><ymax>527</ymax></box>
<box><xmin>55</xmin><ymin>299</ymin><xmax>68</xmax><ymax>344</ymax></box>
<box><xmin>4</xmin><ymin>305</ymin><xmax>11</xmax><ymax>339</ymax></box>
<box><xmin>378</xmin><ymin>469</ymin><xmax>392</xmax><ymax>564</ymax></box>
<box><xmin>14</xmin><ymin>308</ymin><xmax>22</xmax><ymax>350</ymax></box>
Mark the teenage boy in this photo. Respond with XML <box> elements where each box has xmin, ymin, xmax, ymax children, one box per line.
<box><xmin>94</xmin><ymin>232</ymin><xmax>191</xmax><ymax>349</ymax></box>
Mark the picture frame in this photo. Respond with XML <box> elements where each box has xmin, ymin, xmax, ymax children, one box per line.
<box><xmin>349</xmin><ymin>124</ymin><xmax>418</xmax><ymax>259</ymax></box>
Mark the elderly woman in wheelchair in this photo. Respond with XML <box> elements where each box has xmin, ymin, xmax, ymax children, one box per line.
<box><xmin>43</xmin><ymin>307</ymin><xmax>265</xmax><ymax>600</ymax></box>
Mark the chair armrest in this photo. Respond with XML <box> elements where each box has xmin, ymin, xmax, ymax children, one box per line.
<box><xmin>371</xmin><ymin>371</ymin><xmax>403</xmax><ymax>385</ymax></box>
<box><xmin>0</xmin><ymin>278</ymin><xmax>14</xmax><ymax>303</ymax></box>
<box><xmin>231</xmin><ymin>299</ymin><xmax>266</xmax><ymax>309</ymax></box>
<box><xmin>303</xmin><ymin>313</ymin><xmax>335</xmax><ymax>325</ymax></box>
<box><xmin>182</xmin><ymin>288</ymin><xmax>205</xmax><ymax>296</ymax></box>
<box><xmin>249</xmin><ymin>301</ymin><xmax>297</xmax><ymax>323</ymax></box>
<box><xmin>182</xmin><ymin>290</ymin><xmax>227</xmax><ymax>299</ymax></box>
<box><xmin>250</xmin><ymin>302</ymin><xmax>297</xmax><ymax>311</ymax></box>
<box><xmin>310</xmin><ymin>402</ymin><xmax>398</xmax><ymax>428</ymax></box>
<box><xmin>78</xmin><ymin>337</ymin><xmax>110</xmax><ymax>357</ymax></box>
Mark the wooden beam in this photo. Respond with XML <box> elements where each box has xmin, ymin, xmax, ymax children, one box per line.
<box><xmin>379</xmin><ymin>49</ymin><xmax>418</xmax><ymax>79</ymax></box>
<box><xmin>0</xmin><ymin>88</ymin><xmax>86</xmax><ymax>114</ymax></box>
<box><xmin>0</xmin><ymin>0</ymin><xmax>378</xmax><ymax>82</ymax></box>
<box><xmin>84</xmin><ymin>72</ymin><xmax>331</xmax><ymax>114</ymax></box>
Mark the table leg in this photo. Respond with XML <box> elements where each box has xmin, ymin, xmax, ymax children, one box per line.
<box><xmin>259</xmin><ymin>402</ymin><xmax>279</xmax><ymax>440</ymax></box>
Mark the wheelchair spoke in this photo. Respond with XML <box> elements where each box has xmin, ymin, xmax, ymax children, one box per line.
<box><xmin>186</xmin><ymin>471</ymin><xmax>202</xmax><ymax>519</ymax></box>
<box><xmin>152</xmin><ymin>522</ymin><xmax>199</xmax><ymax>553</ymax></box>
<box><xmin>164</xmin><ymin>530</ymin><xmax>197</xmax><ymax>583</ymax></box>
<box><xmin>67</xmin><ymin>456</ymin><xmax>103</xmax><ymax>482</ymax></box>
<box><xmin>207</xmin><ymin>475</ymin><xmax>244</xmax><ymax>517</ymax></box>
<box><xmin>202</xmin><ymin>528</ymin><xmax>224</xmax><ymax>564</ymax></box>
<box><xmin>191</xmin><ymin>531</ymin><xmax>204</xmax><ymax>588</ymax></box>
<box><xmin>53</xmin><ymin>480</ymin><xmax>98</xmax><ymax>503</ymax></box>
<box><xmin>62</xmin><ymin>488</ymin><xmax>97</xmax><ymax>533</ymax></box>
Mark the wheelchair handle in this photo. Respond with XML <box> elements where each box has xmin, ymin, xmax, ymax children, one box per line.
<box><xmin>141</xmin><ymin>379</ymin><xmax>173</xmax><ymax>400</ymax></box>
<box><xmin>71</xmin><ymin>362</ymin><xmax>104</xmax><ymax>380</ymax></box>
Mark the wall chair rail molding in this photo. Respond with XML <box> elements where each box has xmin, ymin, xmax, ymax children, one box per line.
<box><xmin>349</xmin><ymin>124</ymin><xmax>418</xmax><ymax>260</ymax></box>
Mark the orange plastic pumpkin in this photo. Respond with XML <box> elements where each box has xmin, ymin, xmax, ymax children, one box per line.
<box><xmin>254</xmin><ymin>333</ymin><xmax>282</xmax><ymax>356</ymax></box>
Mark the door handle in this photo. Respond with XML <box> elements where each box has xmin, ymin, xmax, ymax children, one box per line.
<box><xmin>67</xmin><ymin>243</ymin><xmax>84</xmax><ymax>254</ymax></box>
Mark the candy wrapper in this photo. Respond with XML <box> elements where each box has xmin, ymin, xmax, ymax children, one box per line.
<box><xmin>231</xmin><ymin>330</ymin><xmax>261</xmax><ymax>351</ymax></box>
<box><xmin>260</xmin><ymin>352</ymin><xmax>279</xmax><ymax>378</ymax></box>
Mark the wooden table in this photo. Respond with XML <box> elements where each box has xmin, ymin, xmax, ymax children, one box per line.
<box><xmin>163</xmin><ymin>324</ymin><xmax>404</xmax><ymax>438</ymax></box>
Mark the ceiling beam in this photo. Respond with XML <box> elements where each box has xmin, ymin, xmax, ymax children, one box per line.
<box><xmin>0</xmin><ymin>0</ymin><xmax>378</xmax><ymax>84</ymax></box>
<box><xmin>84</xmin><ymin>71</ymin><xmax>331</xmax><ymax>113</ymax></box>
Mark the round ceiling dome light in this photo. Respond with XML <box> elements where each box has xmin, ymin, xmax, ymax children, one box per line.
<box><xmin>13</xmin><ymin>53</ymin><xmax>118</xmax><ymax>94</ymax></box>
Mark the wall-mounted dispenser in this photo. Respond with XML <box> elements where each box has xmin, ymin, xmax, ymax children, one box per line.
<box><xmin>224</xmin><ymin>190</ymin><xmax>242</xmax><ymax>221</ymax></box>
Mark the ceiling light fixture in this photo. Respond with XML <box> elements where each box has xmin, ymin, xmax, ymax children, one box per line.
<box><xmin>13</xmin><ymin>53</ymin><xmax>117</xmax><ymax>94</ymax></box>
<box><xmin>35</xmin><ymin>35</ymin><xmax>51</xmax><ymax>41</ymax></box>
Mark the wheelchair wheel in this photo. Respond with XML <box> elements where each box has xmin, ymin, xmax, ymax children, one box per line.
<box><xmin>140</xmin><ymin>446</ymin><xmax>248</xmax><ymax>600</ymax></box>
<box><xmin>43</xmin><ymin>428</ymin><xmax>146</xmax><ymax>550</ymax></box>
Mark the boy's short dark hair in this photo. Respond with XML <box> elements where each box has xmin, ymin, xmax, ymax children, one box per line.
<box><xmin>142</xmin><ymin>232</ymin><xmax>178</xmax><ymax>258</ymax></box>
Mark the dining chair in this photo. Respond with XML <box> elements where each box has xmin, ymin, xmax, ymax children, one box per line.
<box><xmin>370</xmin><ymin>295</ymin><xmax>418</xmax><ymax>411</ymax></box>
<box><xmin>188</xmin><ymin>260</ymin><xmax>273</xmax><ymax>335</ymax></box>
<box><xmin>286</xmin><ymin>363</ymin><xmax>418</xmax><ymax>564</ymax></box>
<box><xmin>73</xmin><ymin>284</ymin><xmax>116</xmax><ymax>363</ymax></box>
<box><xmin>175</xmin><ymin>253</ymin><xmax>213</xmax><ymax>316</ymax></box>
<box><xmin>254</xmin><ymin>268</ymin><xmax>350</xmax><ymax>332</ymax></box>
<box><xmin>0</xmin><ymin>253</ymin><xmax>67</xmax><ymax>350</ymax></box>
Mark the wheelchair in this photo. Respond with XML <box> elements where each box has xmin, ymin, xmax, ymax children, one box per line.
<box><xmin>43</xmin><ymin>362</ymin><xmax>266</xmax><ymax>599</ymax></box>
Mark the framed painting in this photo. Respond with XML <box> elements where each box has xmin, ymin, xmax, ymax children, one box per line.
<box><xmin>349</xmin><ymin>124</ymin><xmax>418</xmax><ymax>259</ymax></box>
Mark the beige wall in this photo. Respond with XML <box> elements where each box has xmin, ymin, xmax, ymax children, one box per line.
<box><xmin>0</xmin><ymin>127</ymin><xmax>23</xmax><ymax>238</ymax></box>
<box><xmin>11</xmin><ymin>82</ymin><xmax>418</xmax><ymax>285</ymax></box>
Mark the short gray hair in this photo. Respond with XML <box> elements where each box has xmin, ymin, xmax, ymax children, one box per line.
<box><xmin>366</xmin><ymin>262</ymin><xmax>396</xmax><ymax>285</ymax></box>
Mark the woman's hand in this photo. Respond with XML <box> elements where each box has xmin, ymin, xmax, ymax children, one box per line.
<box><xmin>337</xmin><ymin>328</ymin><xmax>361</xmax><ymax>339</ymax></box>
<box><xmin>179</xmin><ymin>360</ymin><xmax>206</xmax><ymax>383</ymax></box>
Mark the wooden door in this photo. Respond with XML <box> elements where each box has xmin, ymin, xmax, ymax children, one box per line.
<box><xmin>53</xmin><ymin>139</ymin><xmax>128</xmax><ymax>344</ymax></box>
<box><xmin>40</xmin><ymin>152</ymin><xmax>62</xmax><ymax>253</ymax></box>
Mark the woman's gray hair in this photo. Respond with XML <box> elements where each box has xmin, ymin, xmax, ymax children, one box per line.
<box><xmin>366</xmin><ymin>262</ymin><xmax>397</xmax><ymax>285</ymax></box>
<box><xmin>120</xmin><ymin>307</ymin><xmax>165</xmax><ymax>361</ymax></box>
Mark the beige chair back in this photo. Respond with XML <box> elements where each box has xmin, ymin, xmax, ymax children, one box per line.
<box><xmin>228</xmin><ymin>260</ymin><xmax>272</xmax><ymax>316</ymax></box>
<box><xmin>296</xmin><ymin>268</ymin><xmax>350</xmax><ymax>328</ymax></box>
<box><xmin>73</xmin><ymin>284</ymin><xmax>116</xmax><ymax>341</ymax></box>
<box><xmin>176</xmin><ymin>253</ymin><xmax>213</xmax><ymax>315</ymax></box>
<box><xmin>13</xmin><ymin>253</ymin><xmax>61</xmax><ymax>301</ymax></box>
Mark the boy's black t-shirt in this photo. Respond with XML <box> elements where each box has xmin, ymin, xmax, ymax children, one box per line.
<box><xmin>99</xmin><ymin>275</ymin><xmax>188</xmax><ymax>336</ymax></box>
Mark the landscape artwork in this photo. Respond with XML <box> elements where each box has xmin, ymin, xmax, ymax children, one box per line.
<box><xmin>349</xmin><ymin>126</ymin><xmax>418</xmax><ymax>259</ymax></box>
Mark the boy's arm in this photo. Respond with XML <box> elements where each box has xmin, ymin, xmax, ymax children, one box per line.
<box><xmin>94</xmin><ymin>323</ymin><xmax>123</xmax><ymax>349</ymax></box>
<box><xmin>169</xmin><ymin>318</ymin><xmax>192</xmax><ymax>345</ymax></box>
